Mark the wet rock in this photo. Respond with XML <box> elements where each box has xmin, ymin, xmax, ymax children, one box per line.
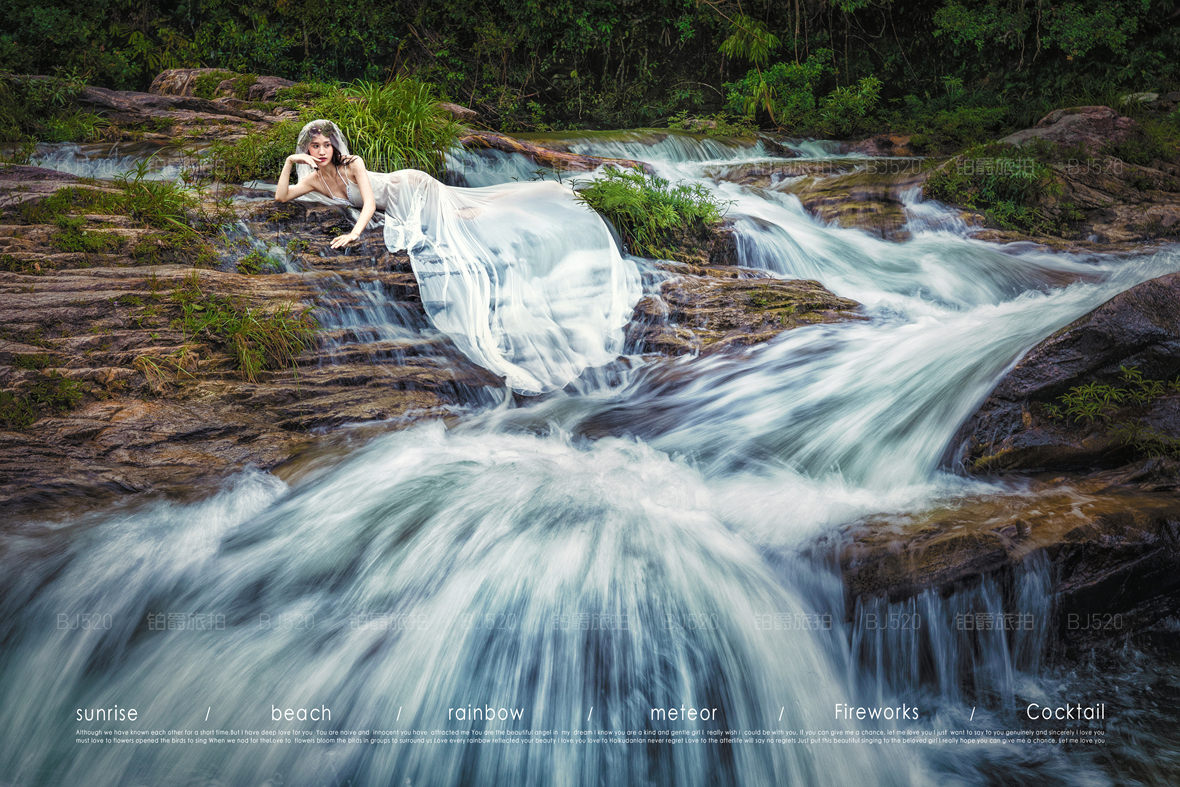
<box><xmin>711</xmin><ymin>158</ymin><xmax>929</xmax><ymax>240</ymax></box>
<box><xmin>949</xmin><ymin>271</ymin><xmax>1180</xmax><ymax>474</ymax></box>
<box><xmin>629</xmin><ymin>263</ymin><xmax>862</xmax><ymax>356</ymax></box>
<box><xmin>0</xmin><ymin>170</ymin><xmax>498</xmax><ymax>518</ymax></box>
<box><xmin>829</xmin><ymin>478</ymin><xmax>1180</xmax><ymax>647</ymax></box>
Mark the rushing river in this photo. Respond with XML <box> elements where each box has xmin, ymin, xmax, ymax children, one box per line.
<box><xmin>4</xmin><ymin>133</ymin><xmax>1179</xmax><ymax>785</ymax></box>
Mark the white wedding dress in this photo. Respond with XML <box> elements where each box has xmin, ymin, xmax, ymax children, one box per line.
<box><xmin>290</xmin><ymin>169</ymin><xmax>641</xmax><ymax>394</ymax></box>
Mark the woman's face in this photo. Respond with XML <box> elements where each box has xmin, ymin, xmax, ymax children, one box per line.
<box><xmin>306</xmin><ymin>133</ymin><xmax>334</xmax><ymax>166</ymax></box>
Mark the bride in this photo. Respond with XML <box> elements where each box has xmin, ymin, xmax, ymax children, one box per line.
<box><xmin>274</xmin><ymin>118</ymin><xmax>641</xmax><ymax>395</ymax></box>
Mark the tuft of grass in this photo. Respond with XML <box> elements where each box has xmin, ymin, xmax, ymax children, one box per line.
<box><xmin>17</xmin><ymin>187</ymin><xmax>123</xmax><ymax>225</ymax></box>
<box><xmin>1101</xmin><ymin>116</ymin><xmax>1180</xmax><ymax>167</ymax></box>
<box><xmin>116</xmin><ymin>159</ymin><xmax>199</xmax><ymax>234</ymax></box>
<box><xmin>0</xmin><ymin>253</ymin><xmax>40</xmax><ymax>274</ymax></box>
<box><xmin>208</xmin><ymin>77</ymin><xmax>461</xmax><ymax>183</ymax></box>
<box><xmin>12</xmin><ymin>353</ymin><xmax>60</xmax><ymax>370</ymax></box>
<box><xmin>236</xmin><ymin>249</ymin><xmax>283</xmax><ymax>275</ymax></box>
<box><xmin>925</xmin><ymin>139</ymin><xmax>1081</xmax><ymax>235</ymax></box>
<box><xmin>208</xmin><ymin>120</ymin><xmax>303</xmax><ymax>185</ymax></box>
<box><xmin>575</xmin><ymin>167</ymin><xmax>729</xmax><ymax>260</ymax></box>
<box><xmin>172</xmin><ymin>272</ymin><xmax>317</xmax><ymax>381</ymax></box>
<box><xmin>50</xmin><ymin>215</ymin><xmax>124</xmax><ymax>254</ymax></box>
<box><xmin>0</xmin><ymin>372</ymin><xmax>83</xmax><ymax>429</ymax></box>
<box><xmin>134</xmin><ymin>345</ymin><xmax>199</xmax><ymax>392</ymax></box>
<box><xmin>14</xmin><ymin>164</ymin><xmax>221</xmax><ymax>267</ymax></box>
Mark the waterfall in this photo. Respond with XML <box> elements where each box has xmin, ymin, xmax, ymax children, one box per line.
<box><xmin>5</xmin><ymin>130</ymin><xmax>1179</xmax><ymax>786</ymax></box>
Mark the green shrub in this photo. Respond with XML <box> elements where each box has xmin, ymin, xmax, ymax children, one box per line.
<box><xmin>0</xmin><ymin>73</ymin><xmax>109</xmax><ymax>145</ymax></box>
<box><xmin>818</xmin><ymin>75</ymin><xmax>883</xmax><ymax>138</ymax></box>
<box><xmin>312</xmin><ymin>78</ymin><xmax>462</xmax><ymax>175</ymax></box>
<box><xmin>906</xmin><ymin>105</ymin><xmax>1009</xmax><ymax>153</ymax></box>
<box><xmin>575</xmin><ymin>167</ymin><xmax>728</xmax><ymax>260</ymax></box>
<box><xmin>210</xmin><ymin>77</ymin><xmax>461</xmax><ymax>183</ymax></box>
<box><xmin>208</xmin><ymin>120</ymin><xmax>302</xmax><ymax>184</ymax></box>
<box><xmin>724</xmin><ymin>51</ymin><xmax>830</xmax><ymax>130</ymax></box>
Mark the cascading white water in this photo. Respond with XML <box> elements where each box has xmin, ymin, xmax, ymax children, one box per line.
<box><xmin>28</xmin><ymin>142</ymin><xmax>199</xmax><ymax>181</ymax></box>
<box><xmin>4</xmin><ymin>130</ymin><xmax>1178</xmax><ymax>786</ymax></box>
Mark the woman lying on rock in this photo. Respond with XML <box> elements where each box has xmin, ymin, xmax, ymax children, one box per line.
<box><xmin>272</xmin><ymin>119</ymin><xmax>641</xmax><ymax>395</ymax></box>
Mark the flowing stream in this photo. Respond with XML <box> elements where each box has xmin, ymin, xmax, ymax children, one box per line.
<box><xmin>4</xmin><ymin>133</ymin><xmax>1180</xmax><ymax>785</ymax></box>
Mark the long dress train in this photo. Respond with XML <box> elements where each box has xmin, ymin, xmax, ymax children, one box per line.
<box><xmin>292</xmin><ymin>169</ymin><xmax>641</xmax><ymax>394</ymax></box>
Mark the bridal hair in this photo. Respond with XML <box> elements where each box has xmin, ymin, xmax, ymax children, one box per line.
<box><xmin>294</xmin><ymin>119</ymin><xmax>355</xmax><ymax>182</ymax></box>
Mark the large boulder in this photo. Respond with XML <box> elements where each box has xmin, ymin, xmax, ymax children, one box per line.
<box><xmin>949</xmin><ymin>271</ymin><xmax>1180</xmax><ymax>473</ymax></box>
<box><xmin>999</xmin><ymin>105</ymin><xmax>1137</xmax><ymax>151</ymax></box>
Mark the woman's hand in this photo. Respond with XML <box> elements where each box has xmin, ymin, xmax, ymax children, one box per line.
<box><xmin>287</xmin><ymin>153</ymin><xmax>320</xmax><ymax>169</ymax></box>
<box><xmin>330</xmin><ymin>231</ymin><xmax>360</xmax><ymax>249</ymax></box>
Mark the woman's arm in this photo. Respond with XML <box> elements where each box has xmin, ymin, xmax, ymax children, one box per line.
<box><xmin>330</xmin><ymin>157</ymin><xmax>377</xmax><ymax>248</ymax></box>
<box><xmin>276</xmin><ymin>154</ymin><xmax>320</xmax><ymax>203</ymax></box>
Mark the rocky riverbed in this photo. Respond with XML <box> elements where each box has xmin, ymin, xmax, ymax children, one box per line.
<box><xmin>3</xmin><ymin>69</ymin><xmax>1180</xmax><ymax>651</ymax></box>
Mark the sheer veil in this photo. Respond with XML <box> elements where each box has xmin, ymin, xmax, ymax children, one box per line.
<box><xmin>293</xmin><ymin>119</ymin><xmax>352</xmax><ymax>188</ymax></box>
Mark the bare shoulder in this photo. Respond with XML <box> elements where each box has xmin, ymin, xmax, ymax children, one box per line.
<box><xmin>343</xmin><ymin>155</ymin><xmax>368</xmax><ymax>174</ymax></box>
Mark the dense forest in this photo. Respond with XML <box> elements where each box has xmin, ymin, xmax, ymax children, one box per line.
<box><xmin>2</xmin><ymin>0</ymin><xmax>1178</xmax><ymax>140</ymax></box>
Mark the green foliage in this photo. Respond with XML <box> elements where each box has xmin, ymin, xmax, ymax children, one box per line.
<box><xmin>724</xmin><ymin>51</ymin><xmax>831</xmax><ymax>130</ymax></box>
<box><xmin>0</xmin><ymin>254</ymin><xmax>39</xmax><ymax>274</ymax></box>
<box><xmin>0</xmin><ymin>0</ymin><xmax>1177</xmax><ymax>133</ymax></box>
<box><xmin>50</xmin><ymin>216</ymin><xmax>124</xmax><ymax>254</ymax></box>
<box><xmin>933</xmin><ymin>0</ymin><xmax>1145</xmax><ymax>59</ymax></box>
<box><xmin>191</xmin><ymin>70</ymin><xmax>238</xmax><ymax>99</ymax></box>
<box><xmin>17</xmin><ymin>187</ymin><xmax>123</xmax><ymax>225</ymax></box>
<box><xmin>1101</xmin><ymin>116</ymin><xmax>1180</xmax><ymax>166</ymax></box>
<box><xmin>719</xmin><ymin>14</ymin><xmax>780</xmax><ymax>68</ymax></box>
<box><xmin>1109</xmin><ymin>420</ymin><xmax>1180</xmax><ymax>459</ymax></box>
<box><xmin>0</xmin><ymin>372</ymin><xmax>83</xmax><ymax>429</ymax></box>
<box><xmin>172</xmin><ymin>273</ymin><xmax>317</xmax><ymax>382</ymax></box>
<box><xmin>574</xmin><ymin>167</ymin><xmax>728</xmax><ymax>260</ymax></box>
<box><xmin>925</xmin><ymin>140</ymin><xmax>1073</xmax><ymax>234</ymax></box>
<box><xmin>274</xmin><ymin>81</ymin><xmax>337</xmax><ymax>105</ymax></box>
<box><xmin>1044</xmin><ymin>365</ymin><xmax>1180</xmax><ymax>460</ymax></box>
<box><xmin>236</xmin><ymin>250</ymin><xmax>283</xmax><ymax>275</ymax></box>
<box><xmin>12</xmin><ymin>353</ymin><xmax>60</xmax><ymax>370</ymax></box>
<box><xmin>1048</xmin><ymin>365</ymin><xmax>1180</xmax><ymax>424</ymax></box>
<box><xmin>666</xmin><ymin>111</ymin><xmax>758</xmax><ymax>138</ymax></box>
<box><xmin>316</xmin><ymin>78</ymin><xmax>462</xmax><ymax>174</ymax></box>
<box><xmin>0</xmin><ymin>73</ymin><xmax>109</xmax><ymax>145</ymax></box>
<box><xmin>116</xmin><ymin>159</ymin><xmax>199</xmax><ymax>234</ymax></box>
<box><xmin>209</xmin><ymin>77</ymin><xmax>460</xmax><ymax>182</ymax></box>
<box><xmin>722</xmin><ymin>49</ymin><xmax>883</xmax><ymax>137</ymax></box>
<box><xmin>208</xmin><ymin>120</ymin><xmax>303</xmax><ymax>184</ymax></box>
<box><xmin>819</xmin><ymin>76</ymin><xmax>883</xmax><ymax>138</ymax></box>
